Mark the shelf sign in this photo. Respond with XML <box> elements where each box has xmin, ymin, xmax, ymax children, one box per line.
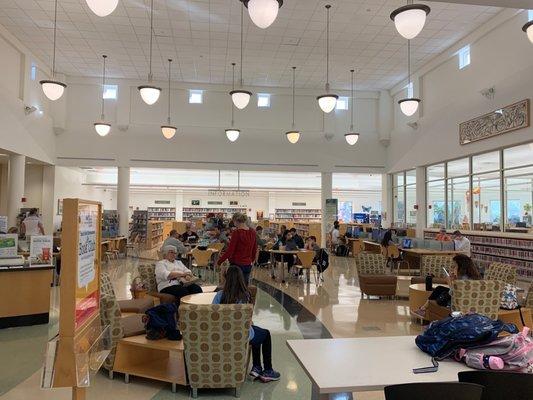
<box><xmin>191</xmin><ymin>200</ymin><xmax>200</xmax><ymax>206</ymax></box>
<box><xmin>324</xmin><ymin>199</ymin><xmax>338</xmax><ymax>238</ymax></box>
<box><xmin>292</xmin><ymin>202</ymin><xmax>306</xmax><ymax>206</ymax></box>
<box><xmin>0</xmin><ymin>216</ymin><xmax>7</xmax><ymax>233</ymax></box>
<box><xmin>155</xmin><ymin>200</ymin><xmax>171</xmax><ymax>205</ymax></box>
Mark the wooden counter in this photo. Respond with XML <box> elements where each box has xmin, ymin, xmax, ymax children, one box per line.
<box><xmin>0</xmin><ymin>266</ymin><xmax>53</xmax><ymax>328</ymax></box>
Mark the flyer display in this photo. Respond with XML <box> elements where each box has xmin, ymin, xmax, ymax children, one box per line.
<box><xmin>0</xmin><ymin>216</ymin><xmax>7</xmax><ymax>234</ymax></box>
<box><xmin>0</xmin><ymin>234</ymin><xmax>18</xmax><ymax>257</ymax></box>
<box><xmin>30</xmin><ymin>235</ymin><xmax>53</xmax><ymax>264</ymax></box>
<box><xmin>324</xmin><ymin>199</ymin><xmax>338</xmax><ymax>237</ymax></box>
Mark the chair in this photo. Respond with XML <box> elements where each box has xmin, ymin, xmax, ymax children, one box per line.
<box><xmin>179</xmin><ymin>303</ymin><xmax>253</xmax><ymax>398</ymax></box>
<box><xmin>451</xmin><ymin>280</ymin><xmax>503</xmax><ymax>320</ymax></box>
<box><xmin>207</xmin><ymin>242</ymin><xmax>225</xmax><ymax>252</ymax></box>
<box><xmin>411</xmin><ymin>255</ymin><xmax>454</xmax><ymax>284</ymax></box>
<box><xmin>484</xmin><ymin>263</ymin><xmax>517</xmax><ymax>285</ymax></box>
<box><xmin>356</xmin><ymin>253</ymin><xmax>397</xmax><ymax>298</ymax></box>
<box><xmin>458</xmin><ymin>371</ymin><xmax>533</xmax><ymax>400</ymax></box>
<box><xmin>384</xmin><ymin>382</ymin><xmax>483</xmax><ymax>400</ymax></box>
<box><xmin>101</xmin><ymin>270</ymin><xmax>154</xmax><ymax>315</ymax></box>
<box><xmin>526</xmin><ymin>287</ymin><xmax>533</xmax><ymax>308</ymax></box>
<box><xmin>294</xmin><ymin>251</ymin><xmax>317</xmax><ymax>284</ymax></box>
<box><xmin>350</xmin><ymin>239</ymin><xmax>364</xmax><ymax>257</ymax></box>
<box><xmin>137</xmin><ymin>263</ymin><xmax>177</xmax><ymax>304</ymax></box>
<box><xmin>191</xmin><ymin>248</ymin><xmax>216</xmax><ymax>283</ymax></box>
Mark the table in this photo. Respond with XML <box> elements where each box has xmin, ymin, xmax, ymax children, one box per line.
<box><xmin>409</xmin><ymin>283</ymin><xmax>448</xmax><ymax>321</ymax></box>
<box><xmin>181</xmin><ymin>292</ymin><xmax>217</xmax><ymax>305</ymax></box>
<box><xmin>269</xmin><ymin>249</ymin><xmax>313</xmax><ymax>283</ymax></box>
<box><xmin>396</xmin><ymin>275</ymin><xmax>414</xmax><ymax>297</ymax></box>
<box><xmin>363</xmin><ymin>240</ymin><xmax>381</xmax><ymax>254</ymax></box>
<box><xmin>287</xmin><ymin>335</ymin><xmax>472</xmax><ymax>400</ymax></box>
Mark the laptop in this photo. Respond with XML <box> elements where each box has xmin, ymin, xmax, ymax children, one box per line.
<box><xmin>402</xmin><ymin>238</ymin><xmax>412</xmax><ymax>249</ymax></box>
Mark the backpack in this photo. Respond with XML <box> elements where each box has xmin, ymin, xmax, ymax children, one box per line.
<box><xmin>335</xmin><ymin>244</ymin><xmax>349</xmax><ymax>257</ymax></box>
<box><xmin>455</xmin><ymin>327</ymin><xmax>533</xmax><ymax>372</ymax></box>
<box><xmin>316</xmin><ymin>248</ymin><xmax>329</xmax><ymax>273</ymax></box>
<box><xmin>500</xmin><ymin>284</ymin><xmax>519</xmax><ymax>310</ymax></box>
<box><xmin>144</xmin><ymin>303</ymin><xmax>182</xmax><ymax>341</ymax></box>
<box><xmin>415</xmin><ymin>313</ymin><xmax>518</xmax><ymax>359</ymax></box>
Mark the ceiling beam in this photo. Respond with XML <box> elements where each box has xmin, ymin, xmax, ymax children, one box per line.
<box><xmin>427</xmin><ymin>0</ymin><xmax>533</xmax><ymax>8</ymax></box>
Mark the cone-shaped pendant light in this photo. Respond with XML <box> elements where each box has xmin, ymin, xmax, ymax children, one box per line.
<box><xmin>40</xmin><ymin>0</ymin><xmax>67</xmax><ymax>101</ymax></box>
<box><xmin>230</xmin><ymin>3</ymin><xmax>252</xmax><ymax>110</ymax></box>
<box><xmin>226</xmin><ymin>63</ymin><xmax>241</xmax><ymax>143</ymax></box>
<box><xmin>390</xmin><ymin>1</ymin><xmax>430</xmax><ymax>40</ymax></box>
<box><xmin>345</xmin><ymin>69</ymin><xmax>359</xmax><ymax>146</ymax></box>
<box><xmin>241</xmin><ymin>0</ymin><xmax>283</xmax><ymax>29</ymax></box>
<box><xmin>94</xmin><ymin>55</ymin><xmax>111</xmax><ymax>137</ymax></box>
<box><xmin>398</xmin><ymin>40</ymin><xmax>420</xmax><ymax>117</ymax></box>
<box><xmin>86</xmin><ymin>0</ymin><xmax>119</xmax><ymax>17</ymax></box>
<box><xmin>285</xmin><ymin>67</ymin><xmax>300</xmax><ymax>144</ymax></box>
<box><xmin>161</xmin><ymin>59</ymin><xmax>177</xmax><ymax>139</ymax></box>
<box><xmin>317</xmin><ymin>5</ymin><xmax>338</xmax><ymax>113</ymax></box>
<box><xmin>138</xmin><ymin>0</ymin><xmax>161</xmax><ymax>105</ymax></box>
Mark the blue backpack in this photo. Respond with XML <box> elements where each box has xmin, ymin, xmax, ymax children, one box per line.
<box><xmin>415</xmin><ymin>313</ymin><xmax>518</xmax><ymax>359</ymax></box>
<box><xmin>144</xmin><ymin>303</ymin><xmax>181</xmax><ymax>341</ymax></box>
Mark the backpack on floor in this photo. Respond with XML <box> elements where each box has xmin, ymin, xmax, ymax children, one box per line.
<box><xmin>144</xmin><ymin>303</ymin><xmax>182</xmax><ymax>341</ymax></box>
<box><xmin>415</xmin><ymin>313</ymin><xmax>519</xmax><ymax>359</ymax></box>
<box><xmin>316</xmin><ymin>248</ymin><xmax>329</xmax><ymax>273</ymax></box>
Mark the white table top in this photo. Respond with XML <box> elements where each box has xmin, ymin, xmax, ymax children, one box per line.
<box><xmin>287</xmin><ymin>336</ymin><xmax>472</xmax><ymax>394</ymax></box>
<box><xmin>181</xmin><ymin>292</ymin><xmax>217</xmax><ymax>305</ymax></box>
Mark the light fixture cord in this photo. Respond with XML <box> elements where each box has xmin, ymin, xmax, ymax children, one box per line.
<box><xmin>231</xmin><ymin>63</ymin><xmax>235</xmax><ymax>127</ymax></box>
<box><xmin>52</xmin><ymin>0</ymin><xmax>58</xmax><ymax>76</ymax></box>
<box><xmin>167</xmin><ymin>59</ymin><xmax>172</xmax><ymax>123</ymax></box>
<box><xmin>291</xmin><ymin>67</ymin><xmax>296</xmax><ymax>128</ymax></box>
<box><xmin>325</xmin><ymin>5</ymin><xmax>330</xmax><ymax>90</ymax></box>
<box><xmin>101</xmin><ymin>55</ymin><xmax>106</xmax><ymax>120</ymax></box>
<box><xmin>149</xmin><ymin>0</ymin><xmax>154</xmax><ymax>81</ymax></box>
<box><xmin>408</xmin><ymin>39</ymin><xmax>411</xmax><ymax>86</ymax></box>
<box><xmin>350</xmin><ymin>69</ymin><xmax>354</xmax><ymax>130</ymax></box>
<box><xmin>240</xmin><ymin>3</ymin><xmax>244</xmax><ymax>87</ymax></box>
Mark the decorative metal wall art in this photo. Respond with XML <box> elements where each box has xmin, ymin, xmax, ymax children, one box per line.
<box><xmin>459</xmin><ymin>99</ymin><xmax>530</xmax><ymax>145</ymax></box>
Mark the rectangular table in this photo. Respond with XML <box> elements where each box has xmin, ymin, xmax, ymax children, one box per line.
<box><xmin>287</xmin><ymin>336</ymin><xmax>472</xmax><ymax>400</ymax></box>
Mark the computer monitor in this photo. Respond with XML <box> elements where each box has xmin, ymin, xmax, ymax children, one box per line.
<box><xmin>371</xmin><ymin>229</ymin><xmax>380</xmax><ymax>243</ymax></box>
<box><xmin>516</xmin><ymin>222</ymin><xmax>527</xmax><ymax>228</ymax></box>
<box><xmin>353</xmin><ymin>213</ymin><xmax>370</xmax><ymax>224</ymax></box>
<box><xmin>345</xmin><ymin>226</ymin><xmax>353</xmax><ymax>237</ymax></box>
<box><xmin>402</xmin><ymin>238</ymin><xmax>412</xmax><ymax>249</ymax></box>
<box><xmin>353</xmin><ymin>226</ymin><xmax>361</xmax><ymax>237</ymax></box>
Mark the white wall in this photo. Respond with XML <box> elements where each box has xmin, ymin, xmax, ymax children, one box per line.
<box><xmin>24</xmin><ymin>164</ymin><xmax>43</xmax><ymax>210</ymax></box>
<box><xmin>0</xmin><ymin>164</ymin><xmax>7</xmax><ymax>216</ymax></box>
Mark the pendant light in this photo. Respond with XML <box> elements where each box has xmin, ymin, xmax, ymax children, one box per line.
<box><xmin>230</xmin><ymin>3</ymin><xmax>252</xmax><ymax>110</ymax></box>
<box><xmin>40</xmin><ymin>0</ymin><xmax>66</xmax><ymax>101</ymax></box>
<box><xmin>241</xmin><ymin>0</ymin><xmax>283</xmax><ymax>29</ymax></box>
<box><xmin>523</xmin><ymin>20</ymin><xmax>533</xmax><ymax>43</ymax></box>
<box><xmin>94</xmin><ymin>55</ymin><xmax>111</xmax><ymax>137</ymax></box>
<box><xmin>390</xmin><ymin>1</ymin><xmax>430</xmax><ymax>40</ymax></box>
<box><xmin>161</xmin><ymin>59</ymin><xmax>177</xmax><ymax>139</ymax></box>
<box><xmin>345</xmin><ymin>69</ymin><xmax>360</xmax><ymax>146</ymax></box>
<box><xmin>285</xmin><ymin>67</ymin><xmax>300</xmax><ymax>144</ymax></box>
<box><xmin>226</xmin><ymin>63</ymin><xmax>241</xmax><ymax>143</ymax></box>
<box><xmin>138</xmin><ymin>0</ymin><xmax>161</xmax><ymax>105</ymax></box>
<box><xmin>317</xmin><ymin>5</ymin><xmax>338</xmax><ymax>114</ymax></box>
<box><xmin>85</xmin><ymin>0</ymin><xmax>119</xmax><ymax>17</ymax></box>
<box><xmin>398</xmin><ymin>40</ymin><xmax>420</xmax><ymax>117</ymax></box>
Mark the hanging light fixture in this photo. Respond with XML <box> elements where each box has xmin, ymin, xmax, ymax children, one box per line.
<box><xmin>241</xmin><ymin>0</ymin><xmax>283</xmax><ymax>29</ymax></box>
<box><xmin>85</xmin><ymin>0</ymin><xmax>119</xmax><ymax>17</ymax></box>
<box><xmin>230</xmin><ymin>3</ymin><xmax>252</xmax><ymax>109</ymax></box>
<box><xmin>94</xmin><ymin>55</ymin><xmax>111</xmax><ymax>137</ymax></box>
<box><xmin>398</xmin><ymin>40</ymin><xmax>420</xmax><ymax>117</ymax></box>
<box><xmin>138</xmin><ymin>0</ymin><xmax>161</xmax><ymax>105</ymax></box>
<box><xmin>161</xmin><ymin>59</ymin><xmax>177</xmax><ymax>140</ymax></box>
<box><xmin>345</xmin><ymin>69</ymin><xmax>360</xmax><ymax>146</ymax></box>
<box><xmin>40</xmin><ymin>0</ymin><xmax>66</xmax><ymax>101</ymax></box>
<box><xmin>285</xmin><ymin>67</ymin><xmax>300</xmax><ymax>144</ymax></box>
<box><xmin>317</xmin><ymin>5</ymin><xmax>338</xmax><ymax>113</ymax></box>
<box><xmin>226</xmin><ymin>63</ymin><xmax>241</xmax><ymax>143</ymax></box>
<box><xmin>390</xmin><ymin>1</ymin><xmax>430</xmax><ymax>40</ymax></box>
<box><xmin>523</xmin><ymin>20</ymin><xmax>533</xmax><ymax>43</ymax></box>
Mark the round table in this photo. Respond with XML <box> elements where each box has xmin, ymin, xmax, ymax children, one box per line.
<box><xmin>409</xmin><ymin>283</ymin><xmax>448</xmax><ymax>320</ymax></box>
<box><xmin>181</xmin><ymin>292</ymin><xmax>217</xmax><ymax>305</ymax></box>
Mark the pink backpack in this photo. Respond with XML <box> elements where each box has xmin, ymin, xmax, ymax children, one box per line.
<box><xmin>455</xmin><ymin>327</ymin><xmax>533</xmax><ymax>373</ymax></box>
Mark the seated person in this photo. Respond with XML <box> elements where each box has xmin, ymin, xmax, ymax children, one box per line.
<box><xmin>162</xmin><ymin>229</ymin><xmax>187</xmax><ymax>256</ymax></box>
<box><xmin>417</xmin><ymin>254</ymin><xmax>481</xmax><ymax>315</ymax></box>
<box><xmin>453</xmin><ymin>230</ymin><xmax>471</xmax><ymax>257</ymax></box>
<box><xmin>304</xmin><ymin>236</ymin><xmax>321</xmax><ymax>256</ymax></box>
<box><xmin>255</xmin><ymin>226</ymin><xmax>267</xmax><ymax>249</ymax></box>
<box><xmin>209</xmin><ymin>226</ymin><xmax>229</xmax><ymax>246</ymax></box>
<box><xmin>435</xmin><ymin>228</ymin><xmax>451</xmax><ymax>242</ymax></box>
<box><xmin>289</xmin><ymin>228</ymin><xmax>305</xmax><ymax>249</ymax></box>
<box><xmin>181</xmin><ymin>225</ymin><xmax>199</xmax><ymax>243</ymax></box>
<box><xmin>155</xmin><ymin>245</ymin><xmax>202</xmax><ymax>306</ymax></box>
<box><xmin>380</xmin><ymin>229</ymin><xmax>395</xmax><ymax>247</ymax></box>
<box><xmin>213</xmin><ymin>266</ymin><xmax>280</xmax><ymax>382</ymax></box>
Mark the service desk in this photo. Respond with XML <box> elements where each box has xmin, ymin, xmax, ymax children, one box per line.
<box><xmin>0</xmin><ymin>266</ymin><xmax>54</xmax><ymax>328</ymax></box>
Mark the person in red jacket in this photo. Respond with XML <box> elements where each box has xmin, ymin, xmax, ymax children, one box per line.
<box><xmin>217</xmin><ymin>212</ymin><xmax>257</xmax><ymax>285</ymax></box>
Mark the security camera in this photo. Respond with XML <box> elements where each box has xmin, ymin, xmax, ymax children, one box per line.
<box><xmin>24</xmin><ymin>105</ymin><xmax>38</xmax><ymax>115</ymax></box>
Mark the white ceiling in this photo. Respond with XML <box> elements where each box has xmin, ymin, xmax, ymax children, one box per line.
<box><xmin>0</xmin><ymin>0</ymin><xmax>502</xmax><ymax>90</ymax></box>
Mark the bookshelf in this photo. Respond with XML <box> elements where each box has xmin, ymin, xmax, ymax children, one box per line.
<box><xmin>295</xmin><ymin>222</ymin><xmax>322</xmax><ymax>244</ymax></box>
<box><xmin>274</xmin><ymin>208</ymin><xmax>321</xmax><ymax>221</ymax></box>
<box><xmin>130</xmin><ymin>210</ymin><xmax>148</xmax><ymax>245</ymax></box>
<box><xmin>182</xmin><ymin>207</ymin><xmax>247</xmax><ymax>220</ymax></box>
<box><xmin>102</xmin><ymin>210</ymin><xmax>119</xmax><ymax>238</ymax></box>
<box><xmin>147</xmin><ymin>221</ymin><xmax>165</xmax><ymax>250</ymax></box>
<box><xmin>424</xmin><ymin>229</ymin><xmax>533</xmax><ymax>282</ymax></box>
<box><xmin>148</xmin><ymin>207</ymin><xmax>176</xmax><ymax>221</ymax></box>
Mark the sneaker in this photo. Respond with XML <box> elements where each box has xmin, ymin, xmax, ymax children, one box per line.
<box><xmin>249</xmin><ymin>366</ymin><xmax>263</xmax><ymax>379</ymax></box>
<box><xmin>260</xmin><ymin>369</ymin><xmax>281</xmax><ymax>382</ymax></box>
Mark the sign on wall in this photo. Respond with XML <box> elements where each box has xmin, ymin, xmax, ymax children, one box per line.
<box><xmin>324</xmin><ymin>199</ymin><xmax>338</xmax><ymax>236</ymax></box>
<box><xmin>191</xmin><ymin>200</ymin><xmax>200</xmax><ymax>206</ymax></box>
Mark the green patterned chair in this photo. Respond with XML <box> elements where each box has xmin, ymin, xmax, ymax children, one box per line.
<box><xmin>484</xmin><ymin>263</ymin><xmax>517</xmax><ymax>285</ymax></box>
<box><xmin>411</xmin><ymin>255</ymin><xmax>454</xmax><ymax>285</ymax></box>
<box><xmin>451</xmin><ymin>280</ymin><xmax>503</xmax><ymax>320</ymax></box>
<box><xmin>179</xmin><ymin>303</ymin><xmax>253</xmax><ymax>398</ymax></box>
<box><xmin>356</xmin><ymin>252</ymin><xmax>397</xmax><ymax>297</ymax></box>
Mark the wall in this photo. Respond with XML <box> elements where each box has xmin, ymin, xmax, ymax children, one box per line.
<box><xmin>387</xmin><ymin>10</ymin><xmax>533</xmax><ymax>173</ymax></box>
<box><xmin>0</xmin><ymin>164</ymin><xmax>7</xmax><ymax>216</ymax></box>
<box><xmin>24</xmin><ymin>164</ymin><xmax>43</xmax><ymax>210</ymax></box>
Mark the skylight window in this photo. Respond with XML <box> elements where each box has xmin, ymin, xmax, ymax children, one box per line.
<box><xmin>30</xmin><ymin>63</ymin><xmax>37</xmax><ymax>81</ymax></box>
<box><xmin>336</xmin><ymin>96</ymin><xmax>349</xmax><ymax>110</ymax></box>
<box><xmin>458</xmin><ymin>45</ymin><xmax>471</xmax><ymax>69</ymax></box>
<box><xmin>405</xmin><ymin>82</ymin><xmax>414</xmax><ymax>98</ymax></box>
<box><xmin>529</xmin><ymin>10</ymin><xmax>533</xmax><ymax>21</ymax></box>
<box><xmin>189</xmin><ymin>89</ymin><xmax>203</xmax><ymax>104</ymax></box>
<box><xmin>103</xmin><ymin>84</ymin><xmax>118</xmax><ymax>99</ymax></box>
<box><xmin>257</xmin><ymin>93</ymin><xmax>270</xmax><ymax>108</ymax></box>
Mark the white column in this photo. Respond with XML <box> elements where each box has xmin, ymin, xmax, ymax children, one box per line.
<box><xmin>381</xmin><ymin>173</ymin><xmax>392</xmax><ymax>229</ymax></box>
<box><xmin>117</xmin><ymin>167</ymin><xmax>130</xmax><ymax>237</ymax></box>
<box><xmin>41</xmin><ymin>165</ymin><xmax>55</xmax><ymax>234</ymax></box>
<box><xmin>175</xmin><ymin>190</ymin><xmax>184</xmax><ymax>220</ymax></box>
<box><xmin>415</xmin><ymin>166</ymin><xmax>426</xmax><ymax>238</ymax></box>
<box><xmin>7</xmin><ymin>154</ymin><xmax>25</xmax><ymax>227</ymax></box>
<box><xmin>321</xmin><ymin>172</ymin><xmax>333</xmax><ymax>248</ymax></box>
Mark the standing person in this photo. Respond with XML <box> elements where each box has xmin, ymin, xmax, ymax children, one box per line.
<box><xmin>289</xmin><ymin>228</ymin><xmax>305</xmax><ymax>249</ymax></box>
<box><xmin>21</xmin><ymin>208</ymin><xmax>45</xmax><ymax>236</ymax></box>
<box><xmin>217</xmin><ymin>213</ymin><xmax>257</xmax><ymax>285</ymax></box>
<box><xmin>453</xmin><ymin>230</ymin><xmax>471</xmax><ymax>257</ymax></box>
<box><xmin>162</xmin><ymin>230</ymin><xmax>187</xmax><ymax>256</ymax></box>
<box><xmin>213</xmin><ymin>266</ymin><xmax>281</xmax><ymax>382</ymax></box>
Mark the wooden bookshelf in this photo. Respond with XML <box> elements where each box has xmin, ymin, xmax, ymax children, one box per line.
<box><xmin>294</xmin><ymin>222</ymin><xmax>322</xmax><ymax>244</ymax></box>
<box><xmin>102</xmin><ymin>210</ymin><xmax>119</xmax><ymax>238</ymax></box>
<box><xmin>274</xmin><ymin>208</ymin><xmax>321</xmax><ymax>221</ymax></box>
<box><xmin>130</xmin><ymin>210</ymin><xmax>148</xmax><ymax>245</ymax></box>
<box><xmin>424</xmin><ymin>229</ymin><xmax>533</xmax><ymax>282</ymax></box>
<box><xmin>147</xmin><ymin>221</ymin><xmax>165</xmax><ymax>250</ymax></box>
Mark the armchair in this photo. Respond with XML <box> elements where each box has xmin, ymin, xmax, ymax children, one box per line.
<box><xmin>411</xmin><ymin>255</ymin><xmax>454</xmax><ymax>285</ymax></box>
<box><xmin>356</xmin><ymin>252</ymin><xmax>397</xmax><ymax>297</ymax></box>
<box><xmin>484</xmin><ymin>262</ymin><xmax>517</xmax><ymax>285</ymax></box>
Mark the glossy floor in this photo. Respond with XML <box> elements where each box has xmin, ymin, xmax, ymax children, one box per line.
<box><xmin>0</xmin><ymin>256</ymin><xmax>421</xmax><ymax>400</ymax></box>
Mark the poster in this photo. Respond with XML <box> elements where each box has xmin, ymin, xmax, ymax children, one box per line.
<box><xmin>30</xmin><ymin>235</ymin><xmax>53</xmax><ymax>264</ymax></box>
<box><xmin>324</xmin><ymin>199</ymin><xmax>338</xmax><ymax>236</ymax></box>
<box><xmin>75</xmin><ymin>204</ymin><xmax>99</xmax><ymax>330</ymax></box>
<box><xmin>0</xmin><ymin>234</ymin><xmax>18</xmax><ymax>257</ymax></box>
<box><xmin>0</xmin><ymin>216</ymin><xmax>7</xmax><ymax>234</ymax></box>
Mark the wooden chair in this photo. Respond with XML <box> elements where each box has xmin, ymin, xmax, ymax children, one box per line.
<box><xmin>294</xmin><ymin>251</ymin><xmax>318</xmax><ymax>284</ymax></box>
<box><xmin>351</xmin><ymin>239</ymin><xmax>364</xmax><ymax>257</ymax></box>
<box><xmin>191</xmin><ymin>248</ymin><xmax>215</xmax><ymax>283</ymax></box>
<box><xmin>207</xmin><ymin>242</ymin><xmax>225</xmax><ymax>252</ymax></box>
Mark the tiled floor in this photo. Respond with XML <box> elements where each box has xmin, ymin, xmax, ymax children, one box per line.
<box><xmin>0</xmin><ymin>255</ymin><xmax>422</xmax><ymax>400</ymax></box>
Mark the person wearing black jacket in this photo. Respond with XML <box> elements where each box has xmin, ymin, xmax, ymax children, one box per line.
<box><xmin>289</xmin><ymin>228</ymin><xmax>304</xmax><ymax>249</ymax></box>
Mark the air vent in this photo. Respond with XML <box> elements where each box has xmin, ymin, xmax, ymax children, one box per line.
<box><xmin>281</xmin><ymin>37</ymin><xmax>300</xmax><ymax>46</ymax></box>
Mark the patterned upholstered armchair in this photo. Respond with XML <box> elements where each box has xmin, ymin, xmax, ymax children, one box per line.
<box><xmin>484</xmin><ymin>263</ymin><xmax>517</xmax><ymax>285</ymax></box>
<box><xmin>137</xmin><ymin>263</ymin><xmax>176</xmax><ymax>304</ymax></box>
<box><xmin>179</xmin><ymin>303</ymin><xmax>254</xmax><ymax>398</ymax></box>
<box><xmin>451</xmin><ymin>280</ymin><xmax>503</xmax><ymax>320</ymax></box>
<box><xmin>411</xmin><ymin>255</ymin><xmax>454</xmax><ymax>285</ymax></box>
<box><xmin>356</xmin><ymin>253</ymin><xmax>397</xmax><ymax>297</ymax></box>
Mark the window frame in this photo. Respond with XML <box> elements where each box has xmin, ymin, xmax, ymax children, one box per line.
<box><xmin>257</xmin><ymin>93</ymin><xmax>271</xmax><ymax>108</ymax></box>
<box><xmin>188</xmin><ymin>89</ymin><xmax>203</xmax><ymax>104</ymax></box>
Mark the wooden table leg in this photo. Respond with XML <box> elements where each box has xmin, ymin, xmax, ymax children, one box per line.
<box><xmin>72</xmin><ymin>387</ymin><xmax>86</xmax><ymax>400</ymax></box>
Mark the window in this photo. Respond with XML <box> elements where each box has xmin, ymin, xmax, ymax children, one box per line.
<box><xmin>189</xmin><ymin>89</ymin><xmax>203</xmax><ymax>104</ymax></box>
<box><xmin>458</xmin><ymin>45</ymin><xmax>471</xmax><ymax>69</ymax></box>
<box><xmin>529</xmin><ymin>10</ymin><xmax>533</xmax><ymax>20</ymax></box>
<box><xmin>405</xmin><ymin>82</ymin><xmax>414</xmax><ymax>98</ymax></box>
<box><xmin>472</xmin><ymin>172</ymin><xmax>501</xmax><ymax>229</ymax></box>
<box><xmin>447</xmin><ymin>157</ymin><xmax>470</xmax><ymax>178</ymax></box>
<box><xmin>427</xmin><ymin>181</ymin><xmax>445</xmax><ymax>227</ymax></box>
<box><xmin>335</xmin><ymin>96</ymin><xmax>349</xmax><ymax>110</ymax></box>
<box><xmin>257</xmin><ymin>93</ymin><xmax>270</xmax><ymax>108</ymax></box>
<box><xmin>30</xmin><ymin>63</ymin><xmax>37</xmax><ymax>81</ymax></box>
<box><xmin>392</xmin><ymin>170</ymin><xmax>416</xmax><ymax>227</ymax></box>
<box><xmin>103</xmin><ymin>84</ymin><xmax>118</xmax><ymax>100</ymax></box>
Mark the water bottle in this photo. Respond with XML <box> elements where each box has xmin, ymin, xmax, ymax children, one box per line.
<box><xmin>425</xmin><ymin>274</ymin><xmax>433</xmax><ymax>291</ymax></box>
